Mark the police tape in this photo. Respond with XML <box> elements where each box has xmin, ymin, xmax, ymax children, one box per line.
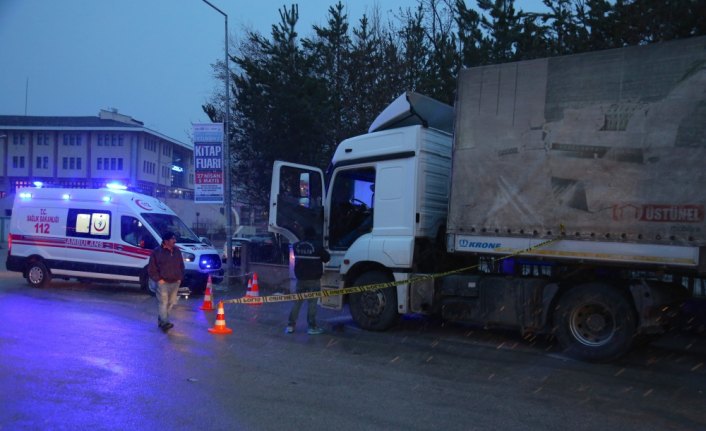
<box><xmin>221</xmin><ymin>237</ymin><xmax>559</xmax><ymax>305</ymax></box>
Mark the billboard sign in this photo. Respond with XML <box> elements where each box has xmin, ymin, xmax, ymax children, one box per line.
<box><xmin>192</xmin><ymin>123</ymin><xmax>224</xmax><ymax>204</ymax></box>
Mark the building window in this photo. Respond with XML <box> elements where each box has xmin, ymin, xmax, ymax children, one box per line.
<box><xmin>118</xmin><ymin>135</ymin><xmax>124</xmax><ymax>146</ymax></box>
<box><xmin>62</xmin><ymin>157</ymin><xmax>68</xmax><ymax>169</ymax></box>
<box><xmin>144</xmin><ymin>138</ymin><xmax>157</xmax><ymax>152</ymax></box>
<box><xmin>118</xmin><ymin>158</ymin><xmax>123</xmax><ymax>170</ymax></box>
<box><xmin>77</xmin><ymin>136</ymin><xmax>82</xmax><ymax>146</ymax></box>
<box><xmin>77</xmin><ymin>158</ymin><xmax>82</xmax><ymax>170</ymax></box>
<box><xmin>13</xmin><ymin>135</ymin><xmax>26</xmax><ymax>145</ymax></box>
<box><xmin>97</xmin><ymin>158</ymin><xmax>103</xmax><ymax>170</ymax></box>
<box><xmin>143</xmin><ymin>161</ymin><xmax>156</xmax><ymax>174</ymax></box>
<box><xmin>35</xmin><ymin>156</ymin><xmax>50</xmax><ymax>169</ymax></box>
<box><xmin>69</xmin><ymin>157</ymin><xmax>75</xmax><ymax>170</ymax></box>
<box><xmin>37</xmin><ymin>134</ymin><xmax>51</xmax><ymax>145</ymax></box>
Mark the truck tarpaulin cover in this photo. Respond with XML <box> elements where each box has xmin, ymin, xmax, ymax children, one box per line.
<box><xmin>449</xmin><ymin>36</ymin><xmax>706</xmax><ymax>246</ymax></box>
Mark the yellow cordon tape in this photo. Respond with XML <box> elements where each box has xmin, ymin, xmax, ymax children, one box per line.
<box><xmin>221</xmin><ymin>237</ymin><xmax>560</xmax><ymax>305</ymax></box>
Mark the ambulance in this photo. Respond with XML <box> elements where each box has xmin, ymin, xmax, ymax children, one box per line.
<box><xmin>5</xmin><ymin>186</ymin><xmax>223</xmax><ymax>293</ymax></box>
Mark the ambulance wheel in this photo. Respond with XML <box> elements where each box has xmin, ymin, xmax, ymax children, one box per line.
<box><xmin>349</xmin><ymin>270</ymin><xmax>398</xmax><ymax>331</ymax></box>
<box><xmin>140</xmin><ymin>271</ymin><xmax>156</xmax><ymax>296</ymax></box>
<box><xmin>190</xmin><ymin>276</ymin><xmax>207</xmax><ymax>295</ymax></box>
<box><xmin>26</xmin><ymin>261</ymin><xmax>51</xmax><ymax>288</ymax></box>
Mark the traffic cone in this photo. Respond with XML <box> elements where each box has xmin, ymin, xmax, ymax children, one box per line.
<box><xmin>208</xmin><ymin>301</ymin><xmax>233</xmax><ymax>334</ymax></box>
<box><xmin>199</xmin><ymin>275</ymin><xmax>214</xmax><ymax>311</ymax></box>
<box><xmin>245</xmin><ymin>273</ymin><xmax>262</xmax><ymax>306</ymax></box>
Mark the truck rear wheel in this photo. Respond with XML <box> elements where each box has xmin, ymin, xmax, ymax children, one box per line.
<box><xmin>26</xmin><ymin>260</ymin><xmax>51</xmax><ymax>288</ymax></box>
<box><xmin>349</xmin><ymin>271</ymin><xmax>398</xmax><ymax>331</ymax></box>
<box><xmin>553</xmin><ymin>283</ymin><xmax>636</xmax><ymax>362</ymax></box>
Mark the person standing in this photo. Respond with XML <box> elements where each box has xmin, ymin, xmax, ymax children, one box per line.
<box><xmin>286</xmin><ymin>227</ymin><xmax>330</xmax><ymax>335</ymax></box>
<box><xmin>147</xmin><ymin>231</ymin><xmax>184</xmax><ymax>332</ymax></box>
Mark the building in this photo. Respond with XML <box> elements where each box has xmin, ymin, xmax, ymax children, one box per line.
<box><xmin>0</xmin><ymin>110</ymin><xmax>236</xmax><ymax>243</ymax></box>
<box><xmin>0</xmin><ymin>109</ymin><xmax>194</xmax><ymax>199</ymax></box>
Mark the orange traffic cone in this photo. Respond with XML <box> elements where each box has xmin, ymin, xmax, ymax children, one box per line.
<box><xmin>208</xmin><ymin>301</ymin><xmax>233</xmax><ymax>334</ymax></box>
<box><xmin>199</xmin><ymin>275</ymin><xmax>214</xmax><ymax>311</ymax></box>
<box><xmin>245</xmin><ymin>273</ymin><xmax>262</xmax><ymax>306</ymax></box>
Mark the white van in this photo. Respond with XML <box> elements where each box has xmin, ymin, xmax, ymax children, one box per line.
<box><xmin>5</xmin><ymin>187</ymin><xmax>223</xmax><ymax>293</ymax></box>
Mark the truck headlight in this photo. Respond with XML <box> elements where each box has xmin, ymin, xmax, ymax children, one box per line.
<box><xmin>182</xmin><ymin>252</ymin><xmax>195</xmax><ymax>262</ymax></box>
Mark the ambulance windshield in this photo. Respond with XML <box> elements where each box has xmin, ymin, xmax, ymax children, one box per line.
<box><xmin>141</xmin><ymin>213</ymin><xmax>201</xmax><ymax>244</ymax></box>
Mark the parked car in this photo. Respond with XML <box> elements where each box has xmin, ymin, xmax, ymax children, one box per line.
<box><xmin>222</xmin><ymin>231</ymin><xmax>287</xmax><ymax>266</ymax></box>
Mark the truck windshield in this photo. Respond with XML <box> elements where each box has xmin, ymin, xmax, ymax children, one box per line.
<box><xmin>141</xmin><ymin>213</ymin><xmax>201</xmax><ymax>244</ymax></box>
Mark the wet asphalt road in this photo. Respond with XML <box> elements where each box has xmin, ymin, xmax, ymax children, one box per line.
<box><xmin>1</xmin><ymin>266</ymin><xmax>705</xmax><ymax>431</ymax></box>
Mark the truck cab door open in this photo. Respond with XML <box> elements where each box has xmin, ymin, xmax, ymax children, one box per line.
<box><xmin>269</xmin><ymin>161</ymin><xmax>324</xmax><ymax>244</ymax></box>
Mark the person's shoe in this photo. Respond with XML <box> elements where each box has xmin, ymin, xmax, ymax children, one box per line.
<box><xmin>285</xmin><ymin>325</ymin><xmax>295</xmax><ymax>334</ymax></box>
<box><xmin>307</xmin><ymin>327</ymin><xmax>324</xmax><ymax>335</ymax></box>
<box><xmin>164</xmin><ymin>322</ymin><xmax>174</xmax><ymax>330</ymax></box>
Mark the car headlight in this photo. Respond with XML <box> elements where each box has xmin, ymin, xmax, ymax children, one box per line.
<box><xmin>182</xmin><ymin>252</ymin><xmax>195</xmax><ymax>262</ymax></box>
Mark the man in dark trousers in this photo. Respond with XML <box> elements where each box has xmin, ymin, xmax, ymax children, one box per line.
<box><xmin>147</xmin><ymin>231</ymin><xmax>184</xmax><ymax>332</ymax></box>
<box><xmin>286</xmin><ymin>227</ymin><xmax>330</xmax><ymax>335</ymax></box>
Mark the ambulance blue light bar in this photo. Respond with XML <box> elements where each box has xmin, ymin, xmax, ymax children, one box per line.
<box><xmin>106</xmin><ymin>183</ymin><xmax>127</xmax><ymax>190</ymax></box>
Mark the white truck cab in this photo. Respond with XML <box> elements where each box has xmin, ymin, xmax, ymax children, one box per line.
<box><xmin>6</xmin><ymin>186</ymin><xmax>223</xmax><ymax>293</ymax></box>
<box><xmin>269</xmin><ymin>93</ymin><xmax>453</xmax><ymax>330</ymax></box>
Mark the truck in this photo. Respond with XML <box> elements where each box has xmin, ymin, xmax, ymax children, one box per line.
<box><xmin>6</xmin><ymin>186</ymin><xmax>223</xmax><ymax>293</ymax></box>
<box><xmin>269</xmin><ymin>36</ymin><xmax>706</xmax><ymax>361</ymax></box>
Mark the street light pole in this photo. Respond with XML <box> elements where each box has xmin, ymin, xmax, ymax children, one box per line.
<box><xmin>202</xmin><ymin>0</ymin><xmax>233</xmax><ymax>285</ymax></box>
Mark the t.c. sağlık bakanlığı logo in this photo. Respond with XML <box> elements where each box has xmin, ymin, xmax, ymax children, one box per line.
<box><xmin>135</xmin><ymin>199</ymin><xmax>153</xmax><ymax>211</ymax></box>
<box><xmin>93</xmin><ymin>215</ymin><xmax>107</xmax><ymax>232</ymax></box>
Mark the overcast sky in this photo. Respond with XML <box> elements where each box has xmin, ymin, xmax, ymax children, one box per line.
<box><xmin>0</xmin><ymin>0</ymin><xmax>546</xmax><ymax>144</ymax></box>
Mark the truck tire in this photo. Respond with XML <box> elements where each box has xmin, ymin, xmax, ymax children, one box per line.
<box><xmin>553</xmin><ymin>283</ymin><xmax>636</xmax><ymax>362</ymax></box>
<box><xmin>349</xmin><ymin>270</ymin><xmax>398</xmax><ymax>331</ymax></box>
<box><xmin>26</xmin><ymin>260</ymin><xmax>51</xmax><ymax>288</ymax></box>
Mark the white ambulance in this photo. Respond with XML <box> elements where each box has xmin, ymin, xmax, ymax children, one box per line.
<box><xmin>5</xmin><ymin>186</ymin><xmax>223</xmax><ymax>293</ymax></box>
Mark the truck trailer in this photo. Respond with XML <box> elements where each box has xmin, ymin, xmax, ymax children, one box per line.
<box><xmin>269</xmin><ymin>36</ymin><xmax>706</xmax><ymax>361</ymax></box>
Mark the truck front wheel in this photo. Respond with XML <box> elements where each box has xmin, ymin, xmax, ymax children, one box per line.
<box><xmin>349</xmin><ymin>271</ymin><xmax>398</xmax><ymax>331</ymax></box>
<box><xmin>26</xmin><ymin>260</ymin><xmax>51</xmax><ymax>288</ymax></box>
<box><xmin>553</xmin><ymin>283</ymin><xmax>636</xmax><ymax>362</ymax></box>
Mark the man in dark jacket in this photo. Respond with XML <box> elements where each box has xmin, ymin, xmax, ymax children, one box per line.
<box><xmin>148</xmin><ymin>231</ymin><xmax>184</xmax><ymax>332</ymax></box>
<box><xmin>286</xmin><ymin>227</ymin><xmax>330</xmax><ymax>335</ymax></box>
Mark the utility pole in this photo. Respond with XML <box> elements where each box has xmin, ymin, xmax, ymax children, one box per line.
<box><xmin>202</xmin><ymin>0</ymin><xmax>233</xmax><ymax>284</ymax></box>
